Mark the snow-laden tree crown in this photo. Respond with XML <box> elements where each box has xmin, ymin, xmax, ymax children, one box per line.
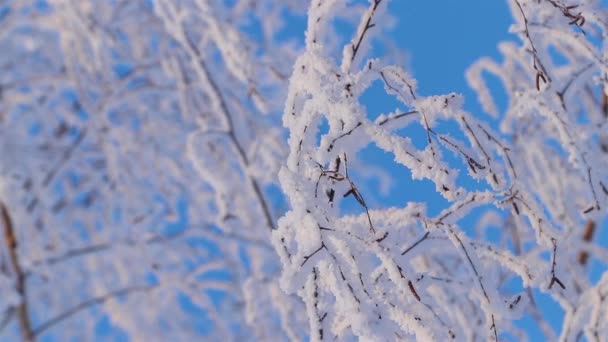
<box><xmin>0</xmin><ymin>0</ymin><xmax>606</xmax><ymax>341</ymax></box>
<box><xmin>275</xmin><ymin>0</ymin><xmax>607</xmax><ymax>341</ymax></box>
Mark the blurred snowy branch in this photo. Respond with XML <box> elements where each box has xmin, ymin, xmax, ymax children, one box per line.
<box><xmin>0</xmin><ymin>0</ymin><xmax>306</xmax><ymax>340</ymax></box>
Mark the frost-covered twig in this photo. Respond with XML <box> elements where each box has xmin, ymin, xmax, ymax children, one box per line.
<box><xmin>276</xmin><ymin>0</ymin><xmax>607</xmax><ymax>340</ymax></box>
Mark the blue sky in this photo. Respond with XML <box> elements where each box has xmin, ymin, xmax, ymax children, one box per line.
<box><xmin>390</xmin><ymin>1</ymin><xmax>513</xmax><ymax>97</ymax></box>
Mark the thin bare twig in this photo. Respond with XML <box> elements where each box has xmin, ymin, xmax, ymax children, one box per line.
<box><xmin>513</xmin><ymin>0</ymin><xmax>550</xmax><ymax>90</ymax></box>
<box><xmin>345</xmin><ymin>0</ymin><xmax>383</xmax><ymax>71</ymax></box>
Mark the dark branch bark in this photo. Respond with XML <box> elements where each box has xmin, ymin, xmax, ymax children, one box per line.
<box><xmin>1</xmin><ymin>202</ymin><xmax>33</xmax><ymax>341</ymax></box>
<box><xmin>347</xmin><ymin>0</ymin><xmax>383</xmax><ymax>70</ymax></box>
<box><xmin>578</xmin><ymin>220</ymin><xmax>596</xmax><ymax>265</ymax></box>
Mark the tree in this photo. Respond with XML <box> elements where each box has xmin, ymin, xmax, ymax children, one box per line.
<box><xmin>1</xmin><ymin>0</ymin><xmax>607</xmax><ymax>341</ymax></box>
<box><xmin>1</xmin><ymin>0</ymin><xmax>307</xmax><ymax>340</ymax></box>
<box><xmin>275</xmin><ymin>0</ymin><xmax>607</xmax><ymax>341</ymax></box>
